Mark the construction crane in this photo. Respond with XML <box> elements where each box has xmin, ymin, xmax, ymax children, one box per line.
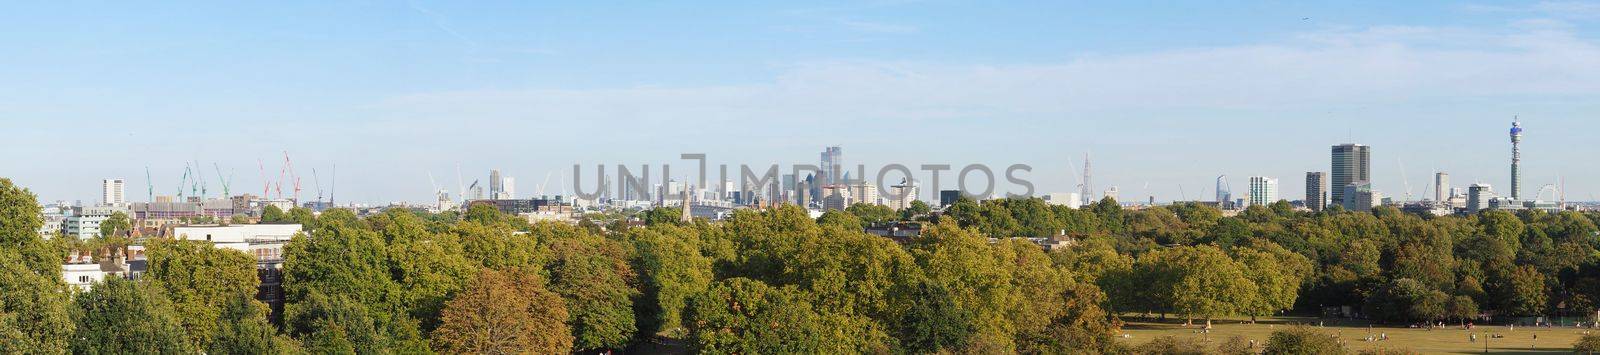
<box><xmin>536</xmin><ymin>171</ymin><xmax>553</xmax><ymax>197</ymax></box>
<box><xmin>312</xmin><ymin>168</ymin><xmax>323</xmax><ymax>206</ymax></box>
<box><xmin>258</xmin><ymin>159</ymin><xmax>270</xmax><ymax>198</ymax></box>
<box><xmin>195</xmin><ymin>160</ymin><xmax>207</xmax><ymax>199</ymax></box>
<box><xmin>1397</xmin><ymin>158</ymin><xmax>1413</xmax><ymax>202</ymax></box>
<box><xmin>277</xmin><ymin>151</ymin><xmax>302</xmax><ymax>203</ymax></box>
<box><xmin>329</xmin><ymin>164</ymin><xmax>337</xmax><ymax>207</ymax></box>
<box><xmin>177</xmin><ymin>165</ymin><xmax>193</xmax><ymax>200</ymax></box>
<box><xmin>144</xmin><ymin>166</ymin><xmax>154</xmax><ymax>202</ymax></box>
<box><xmin>214</xmin><ymin>163</ymin><xmax>233</xmax><ymax>198</ymax></box>
<box><xmin>455</xmin><ymin>164</ymin><xmax>466</xmax><ymax>203</ymax></box>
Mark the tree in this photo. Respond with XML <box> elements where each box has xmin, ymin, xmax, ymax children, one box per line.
<box><xmin>903</xmin><ymin>221</ymin><xmax>1018</xmax><ymax>352</ymax></box>
<box><xmin>260</xmin><ymin>205</ymin><xmax>288</xmax><ymax>224</ymax></box>
<box><xmin>901</xmin><ymin>200</ymin><xmax>932</xmax><ymax>221</ymax></box>
<box><xmin>631</xmin><ymin>225</ymin><xmax>713</xmax><ymax>337</ymax></box>
<box><xmin>144</xmin><ymin>238</ymin><xmax>263</xmax><ymax>349</ymax></box>
<box><xmin>373</xmin><ymin>210</ymin><xmax>476</xmax><ymax>332</ymax></box>
<box><xmin>539</xmin><ymin>222</ymin><xmax>638</xmax><ymax>352</ymax></box>
<box><xmin>846</xmin><ymin>203</ymin><xmax>897</xmax><ymax>224</ymax></box>
<box><xmin>96</xmin><ymin>211</ymin><xmax>132</xmax><ymax>257</ymax></box>
<box><xmin>1141</xmin><ymin>245</ymin><xmax>1254</xmax><ymax>324</ymax></box>
<box><xmin>286</xmin><ymin>291</ymin><xmax>390</xmax><ymax>353</ymax></box>
<box><xmin>209</xmin><ymin>294</ymin><xmax>296</xmax><ymax>355</ymax></box>
<box><xmin>685</xmin><ymin>278</ymin><xmax>837</xmax><ymax>354</ymax></box>
<box><xmin>1489</xmin><ymin>264</ymin><xmax>1547</xmax><ymax>316</ymax></box>
<box><xmin>282</xmin><ymin>219</ymin><xmax>424</xmax><ymax>352</ymax></box>
<box><xmin>433</xmin><ymin>269</ymin><xmax>572</xmax><ymax>354</ymax></box>
<box><xmin>0</xmin><ymin>178</ymin><xmax>73</xmax><ymax>353</ymax></box>
<box><xmin>1445</xmin><ymin>295</ymin><xmax>1478</xmax><ymax>326</ymax></box>
<box><xmin>70</xmin><ymin>278</ymin><xmax>194</xmax><ymax>354</ymax></box>
<box><xmin>1235</xmin><ymin>242</ymin><xmax>1313</xmax><ymax>322</ymax></box>
<box><xmin>1262</xmin><ymin>326</ymin><xmax>1346</xmax><ymax>355</ymax></box>
<box><xmin>1132</xmin><ymin>336</ymin><xmax>1208</xmax><ymax>355</ymax></box>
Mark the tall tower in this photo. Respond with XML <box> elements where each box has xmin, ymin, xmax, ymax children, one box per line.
<box><xmin>1510</xmin><ymin>118</ymin><xmax>1523</xmax><ymax>201</ymax></box>
<box><xmin>1215</xmin><ymin>175</ymin><xmax>1231</xmax><ymax>203</ymax></box>
<box><xmin>1305</xmin><ymin>172</ymin><xmax>1327</xmax><ymax>212</ymax></box>
<box><xmin>1330</xmin><ymin>144</ymin><xmax>1371</xmax><ymax>206</ymax></box>
<box><xmin>1434</xmin><ymin>172</ymin><xmax>1450</xmax><ymax>203</ymax></box>
<box><xmin>1080</xmin><ymin>153</ymin><xmax>1093</xmax><ymax>205</ymax></box>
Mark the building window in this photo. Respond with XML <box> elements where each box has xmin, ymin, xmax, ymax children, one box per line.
<box><xmin>78</xmin><ymin>276</ymin><xmax>89</xmax><ymax>283</ymax></box>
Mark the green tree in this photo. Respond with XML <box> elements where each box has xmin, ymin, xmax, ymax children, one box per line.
<box><xmin>260</xmin><ymin>205</ymin><xmax>288</xmax><ymax>224</ymax></box>
<box><xmin>631</xmin><ymin>225</ymin><xmax>713</xmax><ymax>337</ymax></box>
<box><xmin>282</xmin><ymin>219</ymin><xmax>423</xmax><ymax>352</ymax></box>
<box><xmin>372</xmin><ymin>210</ymin><xmax>476</xmax><ymax>332</ymax></box>
<box><xmin>0</xmin><ymin>178</ymin><xmax>73</xmax><ymax>353</ymax></box>
<box><xmin>209</xmin><ymin>294</ymin><xmax>296</xmax><ymax>355</ymax></box>
<box><xmin>903</xmin><ymin>221</ymin><xmax>1018</xmax><ymax>352</ymax></box>
<box><xmin>846</xmin><ymin>203</ymin><xmax>897</xmax><ymax>224</ymax></box>
<box><xmin>539</xmin><ymin>222</ymin><xmax>638</xmax><ymax>352</ymax></box>
<box><xmin>433</xmin><ymin>268</ymin><xmax>573</xmax><ymax>354</ymax></box>
<box><xmin>901</xmin><ymin>200</ymin><xmax>932</xmax><ymax>221</ymax></box>
<box><xmin>144</xmin><ymin>238</ymin><xmax>263</xmax><ymax>349</ymax></box>
<box><xmin>1143</xmin><ymin>245</ymin><xmax>1254</xmax><ymax>324</ymax></box>
<box><xmin>70</xmin><ymin>278</ymin><xmax>194</xmax><ymax>354</ymax></box>
<box><xmin>685</xmin><ymin>278</ymin><xmax>839</xmax><ymax>354</ymax></box>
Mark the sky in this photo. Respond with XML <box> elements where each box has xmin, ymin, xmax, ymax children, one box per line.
<box><xmin>3</xmin><ymin>1</ymin><xmax>1599</xmax><ymax>205</ymax></box>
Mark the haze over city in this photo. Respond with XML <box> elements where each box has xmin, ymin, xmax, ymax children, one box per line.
<box><xmin>4</xmin><ymin>1</ymin><xmax>1598</xmax><ymax>204</ymax></box>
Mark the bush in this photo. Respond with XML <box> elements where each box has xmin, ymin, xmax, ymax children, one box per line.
<box><xmin>1576</xmin><ymin>334</ymin><xmax>1600</xmax><ymax>354</ymax></box>
<box><xmin>1217</xmin><ymin>335</ymin><xmax>1253</xmax><ymax>355</ymax></box>
<box><xmin>1263</xmin><ymin>325</ymin><xmax>1346</xmax><ymax>355</ymax></box>
<box><xmin>1133</xmin><ymin>336</ymin><xmax>1209</xmax><ymax>355</ymax></box>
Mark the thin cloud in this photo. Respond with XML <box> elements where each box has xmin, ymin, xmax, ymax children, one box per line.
<box><xmin>836</xmin><ymin>18</ymin><xmax>920</xmax><ymax>34</ymax></box>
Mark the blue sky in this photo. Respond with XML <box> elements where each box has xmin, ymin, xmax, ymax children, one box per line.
<box><xmin>4</xmin><ymin>1</ymin><xmax>1599</xmax><ymax>204</ymax></box>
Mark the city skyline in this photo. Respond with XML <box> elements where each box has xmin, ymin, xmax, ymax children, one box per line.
<box><xmin>4</xmin><ymin>1</ymin><xmax>1599</xmax><ymax>204</ymax></box>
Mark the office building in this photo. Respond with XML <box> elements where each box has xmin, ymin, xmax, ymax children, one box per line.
<box><xmin>1331</xmin><ymin>144</ymin><xmax>1371</xmax><ymax>206</ymax></box>
<box><xmin>939</xmin><ymin>190</ymin><xmax>961</xmax><ymax>207</ymax></box>
<box><xmin>1434</xmin><ymin>172</ymin><xmax>1450</xmax><ymax>203</ymax></box>
<box><xmin>1467</xmin><ymin>184</ymin><xmax>1494</xmax><ymax>214</ymax></box>
<box><xmin>1305</xmin><ymin>172</ymin><xmax>1327</xmax><ymax>212</ymax></box>
<box><xmin>819</xmin><ymin>146</ymin><xmax>842</xmax><ymax>187</ymax></box>
<box><xmin>489</xmin><ymin>170</ymin><xmax>502</xmax><ymax>198</ymax></box>
<box><xmin>1342</xmin><ymin>180</ymin><xmax>1376</xmax><ymax>212</ymax></box>
<box><xmin>1248</xmin><ymin>176</ymin><xmax>1279</xmax><ymax>207</ymax></box>
<box><xmin>101</xmin><ymin>179</ymin><xmax>125</xmax><ymax>207</ymax></box>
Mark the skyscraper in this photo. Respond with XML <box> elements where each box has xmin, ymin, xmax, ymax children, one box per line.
<box><xmin>1215</xmin><ymin>175</ymin><xmax>1231</xmax><ymax>204</ymax></box>
<box><xmin>1509</xmin><ymin>119</ymin><xmax>1523</xmax><ymax>201</ymax></box>
<box><xmin>101</xmin><ymin>179</ymin><xmax>125</xmax><ymax>206</ymax></box>
<box><xmin>1247</xmin><ymin>176</ymin><xmax>1278</xmax><ymax>207</ymax></box>
<box><xmin>489</xmin><ymin>170</ymin><xmax>503</xmax><ymax>199</ymax></box>
<box><xmin>1305</xmin><ymin>172</ymin><xmax>1327</xmax><ymax>212</ymax></box>
<box><xmin>1330</xmin><ymin>144</ymin><xmax>1371</xmax><ymax>206</ymax></box>
<box><xmin>819</xmin><ymin>146</ymin><xmax>842</xmax><ymax>187</ymax></box>
<box><xmin>1434</xmin><ymin>172</ymin><xmax>1450</xmax><ymax>203</ymax></box>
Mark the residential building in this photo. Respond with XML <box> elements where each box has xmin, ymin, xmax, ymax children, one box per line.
<box><xmin>1248</xmin><ymin>176</ymin><xmax>1279</xmax><ymax>207</ymax></box>
<box><xmin>1305</xmin><ymin>172</ymin><xmax>1328</xmax><ymax>212</ymax></box>
<box><xmin>102</xmin><ymin>178</ymin><xmax>125</xmax><ymax>207</ymax></box>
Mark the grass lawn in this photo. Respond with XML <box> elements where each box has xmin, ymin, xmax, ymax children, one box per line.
<box><xmin>1116</xmin><ymin>316</ymin><xmax>1595</xmax><ymax>354</ymax></box>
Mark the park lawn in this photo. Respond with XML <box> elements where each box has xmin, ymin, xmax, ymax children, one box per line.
<box><xmin>1116</xmin><ymin>316</ymin><xmax>1593</xmax><ymax>354</ymax></box>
